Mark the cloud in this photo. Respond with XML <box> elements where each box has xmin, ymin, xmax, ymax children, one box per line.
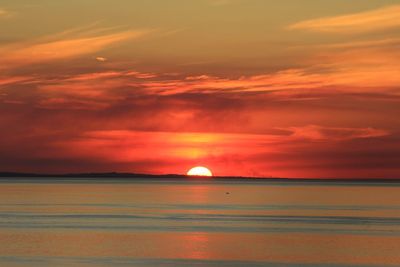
<box><xmin>137</xmin><ymin>60</ymin><xmax>400</xmax><ymax>96</ymax></box>
<box><xmin>2</xmin><ymin>46</ymin><xmax>398</xmax><ymax>111</ymax></box>
<box><xmin>0</xmin><ymin>28</ymin><xmax>147</xmax><ymax>68</ymax></box>
<box><xmin>1</xmin><ymin>63</ymin><xmax>399</xmax><ymax>178</ymax></box>
<box><xmin>288</xmin><ymin>5</ymin><xmax>400</xmax><ymax>33</ymax></box>
<box><xmin>282</xmin><ymin>125</ymin><xmax>390</xmax><ymax>141</ymax></box>
<box><xmin>1</xmin><ymin>126</ymin><xmax>396</xmax><ymax>177</ymax></box>
<box><xmin>35</xmin><ymin>70</ymin><xmax>157</xmax><ymax>104</ymax></box>
<box><xmin>0</xmin><ymin>8</ymin><xmax>11</xmax><ymax>18</ymax></box>
<box><xmin>1</xmin><ymin>5</ymin><xmax>400</xmax><ymax>178</ymax></box>
<box><xmin>95</xmin><ymin>56</ymin><xmax>107</xmax><ymax>62</ymax></box>
<box><xmin>291</xmin><ymin>37</ymin><xmax>400</xmax><ymax>51</ymax></box>
<box><xmin>0</xmin><ymin>75</ymin><xmax>34</xmax><ymax>86</ymax></box>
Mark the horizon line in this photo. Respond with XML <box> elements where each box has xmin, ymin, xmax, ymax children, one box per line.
<box><xmin>0</xmin><ymin>171</ymin><xmax>399</xmax><ymax>181</ymax></box>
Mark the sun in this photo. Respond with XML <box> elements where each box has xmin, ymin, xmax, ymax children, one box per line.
<box><xmin>187</xmin><ymin>166</ymin><xmax>213</xmax><ymax>177</ymax></box>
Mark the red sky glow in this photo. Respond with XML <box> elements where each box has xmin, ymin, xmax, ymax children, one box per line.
<box><xmin>1</xmin><ymin>1</ymin><xmax>400</xmax><ymax>178</ymax></box>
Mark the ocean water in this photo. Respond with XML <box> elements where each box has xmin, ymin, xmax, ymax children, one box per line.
<box><xmin>0</xmin><ymin>178</ymin><xmax>400</xmax><ymax>267</ymax></box>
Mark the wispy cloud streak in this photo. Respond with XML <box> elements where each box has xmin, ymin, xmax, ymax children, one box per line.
<box><xmin>288</xmin><ymin>5</ymin><xmax>400</xmax><ymax>33</ymax></box>
<box><xmin>0</xmin><ymin>28</ymin><xmax>147</xmax><ymax>68</ymax></box>
<box><xmin>0</xmin><ymin>8</ymin><xmax>11</xmax><ymax>18</ymax></box>
<box><xmin>281</xmin><ymin>125</ymin><xmax>389</xmax><ymax>141</ymax></box>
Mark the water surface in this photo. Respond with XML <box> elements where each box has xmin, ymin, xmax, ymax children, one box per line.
<box><xmin>0</xmin><ymin>178</ymin><xmax>400</xmax><ymax>266</ymax></box>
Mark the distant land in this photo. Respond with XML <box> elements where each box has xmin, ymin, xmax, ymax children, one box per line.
<box><xmin>0</xmin><ymin>172</ymin><xmax>399</xmax><ymax>182</ymax></box>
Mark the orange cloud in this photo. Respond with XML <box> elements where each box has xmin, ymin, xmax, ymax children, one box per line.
<box><xmin>1</xmin><ymin>3</ymin><xmax>400</xmax><ymax>179</ymax></box>
<box><xmin>45</xmin><ymin>130</ymin><xmax>296</xmax><ymax>176</ymax></box>
<box><xmin>29</xmin><ymin>127</ymin><xmax>394</xmax><ymax>178</ymax></box>
<box><xmin>136</xmin><ymin>62</ymin><xmax>399</xmax><ymax>96</ymax></box>
<box><xmin>0</xmin><ymin>29</ymin><xmax>147</xmax><ymax>68</ymax></box>
<box><xmin>319</xmin><ymin>38</ymin><xmax>400</xmax><ymax>49</ymax></box>
<box><xmin>95</xmin><ymin>56</ymin><xmax>107</xmax><ymax>62</ymax></box>
<box><xmin>0</xmin><ymin>8</ymin><xmax>11</xmax><ymax>18</ymax></box>
<box><xmin>288</xmin><ymin>5</ymin><xmax>400</xmax><ymax>33</ymax></box>
<box><xmin>57</xmin><ymin>127</ymin><xmax>387</xmax><ymax>161</ymax></box>
<box><xmin>282</xmin><ymin>125</ymin><xmax>390</xmax><ymax>141</ymax></box>
<box><xmin>0</xmin><ymin>76</ymin><xmax>33</xmax><ymax>86</ymax></box>
<box><xmin>35</xmin><ymin>70</ymin><xmax>157</xmax><ymax>106</ymax></box>
<box><xmin>1</xmin><ymin>70</ymin><xmax>399</xmax><ymax>178</ymax></box>
<box><xmin>3</xmin><ymin>48</ymin><xmax>395</xmax><ymax>111</ymax></box>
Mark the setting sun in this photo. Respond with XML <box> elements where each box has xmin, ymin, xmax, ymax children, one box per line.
<box><xmin>187</xmin><ymin>166</ymin><xmax>213</xmax><ymax>177</ymax></box>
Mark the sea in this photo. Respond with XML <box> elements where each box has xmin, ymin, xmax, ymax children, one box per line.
<box><xmin>0</xmin><ymin>178</ymin><xmax>400</xmax><ymax>267</ymax></box>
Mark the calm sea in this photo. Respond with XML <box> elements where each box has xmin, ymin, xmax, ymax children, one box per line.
<box><xmin>0</xmin><ymin>178</ymin><xmax>400</xmax><ymax>267</ymax></box>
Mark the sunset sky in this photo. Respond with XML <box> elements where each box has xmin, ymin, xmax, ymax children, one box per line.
<box><xmin>1</xmin><ymin>0</ymin><xmax>400</xmax><ymax>178</ymax></box>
